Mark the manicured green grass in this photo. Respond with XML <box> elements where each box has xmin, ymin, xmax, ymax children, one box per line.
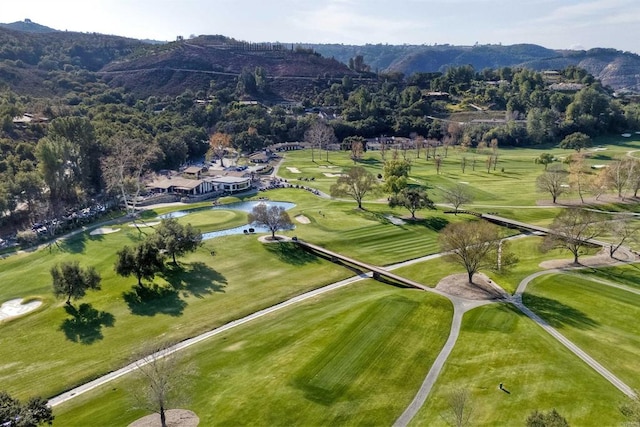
<box><xmin>54</xmin><ymin>281</ymin><xmax>453</xmax><ymax>425</ymax></box>
<box><xmin>524</xmin><ymin>272</ymin><xmax>640</xmax><ymax>390</ymax></box>
<box><xmin>0</xmin><ymin>223</ymin><xmax>352</xmax><ymax>399</ymax></box>
<box><xmin>578</xmin><ymin>264</ymin><xmax>640</xmax><ymax>290</ymax></box>
<box><xmin>260</xmin><ymin>188</ymin><xmax>463</xmax><ymax>265</ymax></box>
<box><xmin>410</xmin><ymin>304</ymin><xmax>626</xmax><ymax>426</ymax></box>
<box><xmin>390</xmin><ymin>236</ymin><xmax>591</xmax><ymax>294</ymax></box>
<box><xmin>279</xmin><ymin>136</ymin><xmax>640</xmax><ymax>217</ymax></box>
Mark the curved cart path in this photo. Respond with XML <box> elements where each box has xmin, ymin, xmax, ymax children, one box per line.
<box><xmin>512</xmin><ymin>268</ymin><xmax>637</xmax><ymax>399</ymax></box>
<box><xmin>394</xmin><ymin>297</ymin><xmax>493</xmax><ymax>427</ymax></box>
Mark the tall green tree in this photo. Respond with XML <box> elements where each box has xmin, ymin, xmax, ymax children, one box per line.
<box><xmin>51</xmin><ymin>261</ymin><xmax>101</xmax><ymax>305</ymax></box>
<box><xmin>389</xmin><ymin>187</ymin><xmax>435</xmax><ymax>219</ymax></box>
<box><xmin>559</xmin><ymin>132</ymin><xmax>591</xmax><ymax>152</ymax></box>
<box><xmin>153</xmin><ymin>218</ymin><xmax>202</xmax><ymax>264</ymax></box>
<box><xmin>115</xmin><ymin>240</ymin><xmax>165</xmax><ymax>287</ymax></box>
<box><xmin>48</xmin><ymin>117</ymin><xmax>102</xmax><ymax>194</ymax></box>
<box><xmin>383</xmin><ymin>153</ymin><xmax>411</xmax><ymax>195</ymax></box>
<box><xmin>0</xmin><ymin>391</ymin><xmax>54</xmax><ymax>427</ymax></box>
<box><xmin>13</xmin><ymin>171</ymin><xmax>44</xmax><ymax>219</ymax></box>
<box><xmin>525</xmin><ymin>409</ymin><xmax>569</xmax><ymax>427</ymax></box>
<box><xmin>35</xmin><ymin>135</ymin><xmax>79</xmax><ymax>220</ymax></box>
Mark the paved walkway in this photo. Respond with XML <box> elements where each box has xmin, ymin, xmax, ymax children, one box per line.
<box><xmin>511</xmin><ymin>267</ymin><xmax>637</xmax><ymax>399</ymax></box>
<box><xmin>394</xmin><ymin>256</ymin><xmax>639</xmax><ymax>426</ymax></box>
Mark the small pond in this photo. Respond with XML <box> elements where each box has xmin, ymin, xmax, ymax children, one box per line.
<box><xmin>157</xmin><ymin>200</ymin><xmax>296</xmax><ymax>240</ymax></box>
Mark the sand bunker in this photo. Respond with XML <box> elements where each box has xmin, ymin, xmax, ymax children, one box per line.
<box><xmin>592</xmin><ymin>147</ymin><xmax>608</xmax><ymax>151</ymax></box>
<box><xmin>286</xmin><ymin>167</ymin><xmax>301</xmax><ymax>173</ymax></box>
<box><xmin>128</xmin><ymin>221</ymin><xmax>160</xmax><ymax>228</ymax></box>
<box><xmin>384</xmin><ymin>215</ymin><xmax>406</xmax><ymax>225</ymax></box>
<box><xmin>323</xmin><ymin>173</ymin><xmax>344</xmax><ymax>177</ymax></box>
<box><xmin>0</xmin><ymin>298</ymin><xmax>42</xmax><ymax>322</ymax></box>
<box><xmin>622</xmin><ymin>133</ymin><xmax>632</xmax><ymax>138</ymax></box>
<box><xmin>295</xmin><ymin>215</ymin><xmax>310</xmax><ymax>224</ymax></box>
<box><xmin>90</xmin><ymin>227</ymin><xmax>121</xmax><ymax>235</ymax></box>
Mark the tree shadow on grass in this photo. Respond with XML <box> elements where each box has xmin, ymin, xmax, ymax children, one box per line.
<box><xmin>416</xmin><ymin>216</ymin><xmax>449</xmax><ymax>231</ymax></box>
<box><xmin>59</xmin><ymin>232</ymin><xmax>95</xmax><ymax>254</ymax></box>
<box><xmin>122</xmin><ymin>283</ymin><xmax>187</xmax><ymax>317</ymax></box>
<box><xmin>264</xmin><ymin>242</ymin><xmax>321</xmax><ymax>265</ymax></box>
<box><xmin>161</xmin><ymin>262</ymin><xmax>227</xmax><ymax>298</ymax></box>
<box><xmin>520</xmin><ymin>294</ymin><xmax>599</xmax><ymax>330</ymax></box>
<box><xmin>60</xmin><ymin>303</ymin><xmax>115</xmax><ymax>344</ymax></box>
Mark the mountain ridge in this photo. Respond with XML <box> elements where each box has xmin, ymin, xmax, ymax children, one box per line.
<box><xmin>0</xmin><ymin>20</ymin><xmax>639</xmax><ymax>95</ymax></box>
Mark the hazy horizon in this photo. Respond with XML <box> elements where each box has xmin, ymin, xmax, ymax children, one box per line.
<box><xmin>3</xmin><ymin>0</ymin><xmax>638</xmax><ymax>54</ymax></box>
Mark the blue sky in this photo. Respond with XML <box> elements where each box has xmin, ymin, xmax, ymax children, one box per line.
<box><xmin>3</xmin><ymin>0</ymin><xmax>638</xmax><ymax>53</ymax></box>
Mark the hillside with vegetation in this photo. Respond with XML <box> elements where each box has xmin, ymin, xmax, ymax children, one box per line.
<box><xmin>0</xmin><ymin>22</ymin><xmax>640</xmax><ymax>239</ymax></box>
<box><xmin>312</xmin><ymin>43</ymin><xmax>640</xmax><ymax>93</ymax></box>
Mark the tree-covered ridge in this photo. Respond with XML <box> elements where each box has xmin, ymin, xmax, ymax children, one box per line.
<box><xmin>1</xmin><ymin>27</ymin><xmax>640</xmax><ymax>239</ymax></box>
<box><xmin>312</xmin><ymin>43</ymin><xmax>640</xmax><ymax>93</ymax></box>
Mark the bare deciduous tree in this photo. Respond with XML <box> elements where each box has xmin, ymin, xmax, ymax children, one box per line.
<box><xmin>568</xmin><ymin>153</ymin><xmax>588</xmax><ymax>203</ymax></box>
<box><xmin>542</xmin><ymin>208</ymin><xmax>604</xmax><ymax>264</ymax></box>
<box><xmin>608</xmin><ymin>214</ymin><xmax>640</xmax><ymax>257</ymax></box>
<box><xmin>248</xmin><ymin>203</ymin><xmax>293</xmax><ymax>239</ymax></box>
<box><xmin>536</xmin><ymin>164</ymin><xmax>568</xmax><ymax>204</ymax></box>
<box><xmin>441</xmin><ymin>388</ymin><xmax>473</xmax><ymax>427</ymax></box>
<box><xmin>102</xmin><ymin>137</ymin><xmax>161</xmax><ymax>217</ymax></box>
<box><xmin>132</xmin><ymin>345</ymin><xmax>195</xmax><ymax>427</ymax></box>
<box><xmin>439</xmin><ymin>220</ymin><xmax>505</xmax><ymax>284</ymax></box>
<box><xmin>330</xmin><ymin>166</ymin><xmax>377</xmax><ymax>209</ymax></box>
<box><xmin>443</xmin><ymin>184</ymin><xmax>473</xmax><ymax>214</ymax></box>
<box><xmin>305</xmin><ymin>120</ymin><xmax>336</xmax><ymax>162</ymax></box>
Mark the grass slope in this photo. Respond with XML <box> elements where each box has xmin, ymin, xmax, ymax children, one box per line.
<box><xmin>524</xmin><ymin>272</ymin><xmax>640</xmax><ymax>390</ymax></box>
<box><xmin>410</xmin><ymin>304</ymin><xmax>626</xmax><ymax>426</ymax></box>
<box><xmin>54</xmin><ymin>281</ymin><xmax>453</xmax><ymax>425</ymax></box>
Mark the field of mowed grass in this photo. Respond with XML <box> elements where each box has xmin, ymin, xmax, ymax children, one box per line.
<box><xmin>578</xmin><ymin>264</ymin><xmax>640</xmax><ymax>290</ymax></box>
<box><xmin>524</xmin><ymin>272</ymin><xmax>640</xmax><ymax>391</ymax></box>
<box><xmin>0</xmin><ymin>218</ymin><xmax>353</xmax><ymax>399</ymax></box>
<box><xmin>390</xmin><ymin>235</ymin><xmax>593</xmax><ymax>294</ymax></box>
<box><xmin>54</xmin><ymin>281</ymin><xmax>453</xmax><ymax>426</ymax></box>
<box><xmin>0</xmin><ymin>187</ymin><xmax>465</xmax><ymax>399</ymax></box>
<box><xmin>261</xmin><ymin>188</ymin><xmax>463</xmax><ymax>265</ymax></box>
<box><xmin>409</xmin><ymin>304</ymin><xmax>626</xmax><ymax>426</ymax></box>
<box><xmin>278</xmin><ymin>135</ymin><xmax>640</xmax><ymax>213</ymax></box>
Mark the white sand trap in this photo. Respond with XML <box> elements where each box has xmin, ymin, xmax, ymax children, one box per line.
<box><xmin>459</xmin><ymin>181</ymin><xmax>469</xmax><ymax>184</ymax></box>
<box><xmin>128</xmin><ymin>221</ymin><xmax>160</xmax><ymax>228</ymax></box>
<box><xmin>286</xmin><ymin>167</ymin><xmax>301</xmax><ymax>173</ymax></box>
<box><xmin>90</xmin><ymin>227</ymin><xmax>121</xmax><ymax>235</ymax></box>
<box><xmin>295</xmin><ymin>215</ymin><xmax>310</xmax><ymax>224</ymax></box>
<box><xmin>0</xmin><ymin>298</ymin><xmax>42</xmax><ymax>321</ymax></box>
<box><xmin>592</xmin><ymin>147</ymin><xmax>607</xmax><ymax>151</ymax></box>
<box><xmin>592</xmin><ymin>164</ymin><xmax>607</xmax><ymax>169</ymax></box>
<box><xmin>385</xmin><ymin>215</ymin><xmax>406</xmax><ymax>225</ymax></box>
<box><xmin>323</xmin><ymin>173</ymin><xmax>344</xmax><ymax>177</ymax></box>
<box><xmin>622</xmin><ymin>133</ymin><xmax>632</xmax><ymax>138</ymax></box>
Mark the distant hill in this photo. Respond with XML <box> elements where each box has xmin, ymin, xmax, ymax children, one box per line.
<box><xmin>312</xmin><ymin>43</ymin><xmax>640</xmax><ymax>93</ymax></box>
<box><xmin>0</xmin><ymin>19</ymin><xmax>58</xmax><ymax>33</ymax></box>
<box><xmin>0</xmin><ymin>20</ymin><xmax>639</xmax><ymax>97</ymax></box>
<box><xmin>99</xmin><ymin>36</ymin><xmax>357</xmax><ymax>98</ymax></box>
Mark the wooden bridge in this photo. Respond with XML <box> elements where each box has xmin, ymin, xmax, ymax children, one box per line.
<box><xmin>480</xmin><ymin>213</ymin><xmax>608</xmax><ymax>248</ymax></box>
<box><xmin>294</xmin><ymin>239</ymin><xmax>431</xmax><ymax>291</ymax></box>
